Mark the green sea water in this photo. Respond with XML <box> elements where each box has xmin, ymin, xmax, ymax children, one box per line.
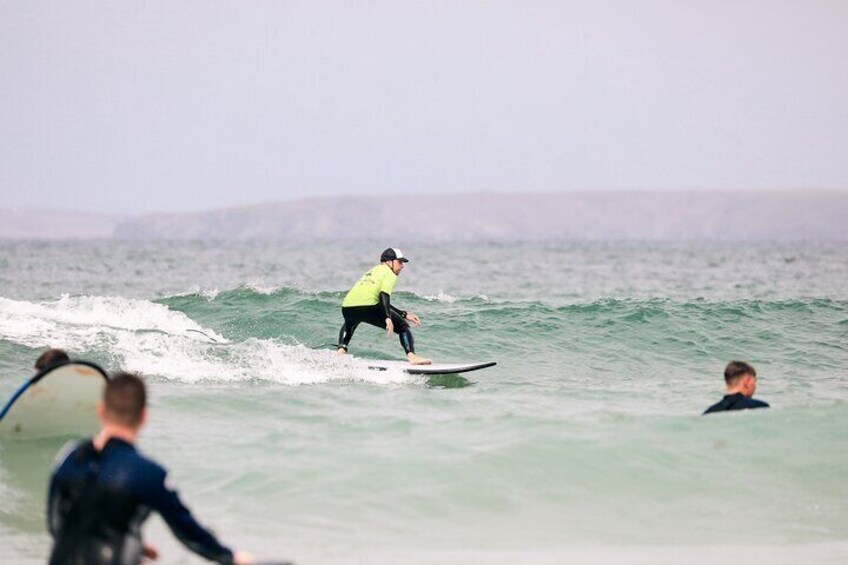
<box><xmin>1</xmin><ymin>240</ymin><xmax>847</xmax><ymax>564</ymax></box>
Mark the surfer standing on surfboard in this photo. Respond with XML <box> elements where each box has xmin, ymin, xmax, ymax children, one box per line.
<box><xmin>337</xmin><ymin>248</ymin><xmax>432</xmax><ymax>365</ymax></box>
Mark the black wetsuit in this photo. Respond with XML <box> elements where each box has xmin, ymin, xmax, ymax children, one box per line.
<box><xmin>703</xmin><ymin>393</ymin><xmax>770</xmax><ymax>415</ymax></box>
<box><xmin>47</xmin><ymin>437</ymin><xmax>234</xmax><ymax>565</ymax></box>
<box><xmin>337</xmin><ymin>292</ymin><xmax>415</xmax><ymax>354</ymax></box>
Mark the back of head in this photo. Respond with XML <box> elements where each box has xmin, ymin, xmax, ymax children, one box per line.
<box><xmin>724</xmin><ymin>361</ymin><xmax>756</xmax><ymax>386</ymax></box>
<box><xmin>35</xmin><ymin>348</ymin><xmax>70</xmax><ymax>371</ymax></box>
<box><xmin>104</xmin><ymin>371</ymin><xmax>147</xmax><ymax>427</ymax></box>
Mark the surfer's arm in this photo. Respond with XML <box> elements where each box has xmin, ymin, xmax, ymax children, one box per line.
<box><xmin>379</xmin><ymin>292</ymin><xmax>397</xmax><ymax>336</ymax></box>
<box><xmin>46</xmin><ymin>440</ymin><xmax>79</xmax><ymax>537</ymax></box>
<box><xmin>150</xmin><ymin>470</ymin><xmax>235</xmax><ymax>564</ymax></box>
<box><xmin>46</xmin><ymin>473</ymin><xmax>63</xmax><ymax>536</ymax></box>
<box><xmin>390</xmin><ymin>304</ymin><xmax>420</xmax><ymax>326</ymax></box>
<box><xmin>379</xmin><ymin>292</ymin><xmax>392</xmax><ymax>318</ymax></box>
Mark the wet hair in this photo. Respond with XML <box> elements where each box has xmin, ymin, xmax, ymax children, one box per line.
<box><xmin>34</xmin><ymin>348</ymin><xmax>70</xmax><ymax>371</ymax></box>
<box><xmin>724</xmin><ymin>361</ymin><xmax>756</xmax><ymax>385</ymax></box>
<box><xmin>103</xmin><ymin>371</ymin><xmax>147</xmax><ymax>427</ymax></box>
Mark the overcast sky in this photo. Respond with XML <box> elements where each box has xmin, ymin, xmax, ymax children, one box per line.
<box><xmin>1</xmin><ymin>1</ymin><xmax>847</xmax><ymax>214</ymax></box>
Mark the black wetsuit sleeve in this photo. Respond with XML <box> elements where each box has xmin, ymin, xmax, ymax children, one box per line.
<box><xmin>46</xmin><ymin>440</ymin><xmax>81</xmax><ymax>538</ymax></box>
<box><xmin>379</xmin><ymin>291</ymin><xmax>392</xmax><ymax>318</ymax></box>
<box><xmin>46</xmin><ymin>468</ymin><xmax>62</xmax><ymax>537</ymax></box>
<box><xmin>149</xmin><ymin>473</ymin><xmax>234</xmax><ymax>564</ymax></box>
<box><xmin>389</xmin><ymin>304</ymin><xmax>407</xmax><ymax>319</ymax></box>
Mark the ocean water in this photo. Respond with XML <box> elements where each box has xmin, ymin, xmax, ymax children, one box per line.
<box><xmin>1</xmin><ymin>240</ymin><xmax>847</xmax><ymax>564</ymax></box>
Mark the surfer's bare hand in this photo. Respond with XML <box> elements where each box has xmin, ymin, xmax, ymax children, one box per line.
<box><xmin>386</xmin><ymin>318</ymin><xmax>394</xmax><ymax>337</ymax></box>
<box><xmin>233</xmin><ymin>550</ymin><xmax>254</xmax><ymax>564</ymax></box>
<box><xmin>406</xmin><ymin>312</ymin><xmax>421</xmax><ymax>326</ymax></box>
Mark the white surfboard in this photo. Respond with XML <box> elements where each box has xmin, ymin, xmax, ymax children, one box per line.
<box><xmin>0</xmin><ymin>361</ymin><xmax>108</xmax><ymax>440</ymax></box>
<box><xmin>365</xmin><ymin>359</ymin><xmax>496</xmax><ymax>375</ymax></box>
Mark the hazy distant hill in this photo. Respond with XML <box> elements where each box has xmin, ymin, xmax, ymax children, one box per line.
<box><xmin>0</xmin><ymin>208</ymin><xmax>123</xmax><ymax>240</ymax></box>
<box><xmin>2</xmin><ymin>191</ymin><xmax>847</xmax><ymax>241</ymax></box>
<box><xmin>112</xmin><ymin>191</ymin><xmax>848</xmax><ymax>241</ymax></box>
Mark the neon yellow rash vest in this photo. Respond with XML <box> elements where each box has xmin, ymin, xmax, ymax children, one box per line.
<box><xmin>342</xmin><ymin>264</ymin><xmax>398</xmax><ymax>308</ymax></box>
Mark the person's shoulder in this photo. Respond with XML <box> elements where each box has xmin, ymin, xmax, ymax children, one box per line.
<box><xmin>51</xmin><ymin>439</ymin><xmax>103</xmax><ymax>482</ymax></box>
<box><xmin>703</xmin><ymin>393</ymin><xmax>739</xmax><ymax>415</ymax></box>
<box><xmin>128</xmin><ymin>451</ymin><xmax>171</xmax><ymax>496</ymax></box>
<box><xmin>110</xmin><ymin>441</ymin><xmax>167</xmax><ymax>482</ymax></box>
<box><xmin>52</xmin><ymin>439</ymin><xmax>87</xmax><ymax>470</ymax></box>
<box><xmin>133</xmin><ymin>447</ymin><xmax>167</xmax><ymax>475</ymax></box>
<box><xmin>702</xmin><ymin>396</ymin><xmax>769</xmax><ymax>415</ymax></box>
<box><xmin>99</xmin><ymin>445</ymin><xmax>171</xmax><ymax>503</ymax></box>
<box><xmin>374</xmin><ymin>264</ymin><xmax>396</xmax><ymax>278</ymax></box>
<box><xmin>702</xmin><ymin>401</ymin><xmax>725</xmax><ymax>415</ymax></box>
<box><xmin>745</xmin><ymin>398</ymin><xmax>770</xmax><ymax>409</ymax></box>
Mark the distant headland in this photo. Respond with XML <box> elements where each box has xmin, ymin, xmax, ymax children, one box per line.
<box><xmin>2</xmin><ymin>190</ymin><xmax>847</xmax><ymax>241</ymax></box>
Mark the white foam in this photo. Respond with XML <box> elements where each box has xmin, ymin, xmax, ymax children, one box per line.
<box><xmin>423</xmin><ymin>290</ymin><xmax>458</xmax><ymax>303</ymax></box>
<box><xmin>0</xmin><ymin>296</ymin><xmax>418</xmax><ymax>387</ymax></box>
<box><xmin>421</xmin><ymin>291</ymin><xmax>490</xmax><ymax>303</ymax></box>
<box><xmin>114</xmin><ymin>332</ymin><xmax>417</xmax><ymax>386</ymax></box>
<box><xmin>175</xmin><ymin>286</ymin><xmax>220</xmax><ymax>301</ymax></box>
<box><xmin>242</xmin><ymin>281</ymin><xmax>280</xmax><ymax>295</ymax></box>
<box><xmin>0</xmin><ymin>295</ymin><xmax>225</xmax><ymax>343</ymax></box>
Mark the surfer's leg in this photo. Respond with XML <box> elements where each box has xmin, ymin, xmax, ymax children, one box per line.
<box><xmin>392</xmin><ymin>313</ymin><xmax>413</xmax><ymax>353</ymax></box>
<box><xmin>406</xmin><ymin>350</ymin><xmax>431</xmax><ymax>365</ymax></box>
<box><xmin>337</xmin><ymin>322</ymin><xmax>352</xmax><ymax>353</ymax></box>
<box><xmin>359</xmin><ymin>305</ymin><xmax>391</xmax><ymax>330</ymax></box>
<box><xmin>337</xmin><ymin>322</ymin><xmax>359</xmax><ymax>352</ymax></box>
<box><xmin>346</xmin><ymin>306</ymin><xmax>429</xmax><ymax>362</ymax></box>
<box><xmin>391</xmin><ymin>312</ymin><xmax>431</xmax><ymax>365</ymax></box>
<box><xmin>337</xmin><ymin>308</ymin><xmax>363</xmax><ymax>352</ymax></box>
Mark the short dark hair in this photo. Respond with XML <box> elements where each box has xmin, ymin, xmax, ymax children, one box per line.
<box><xmin>35</xmin><ymin>348</ymin><xmax>70</xmax><ymax>371</ymax></box>
<box><xmin>104</xmin><ymin>372</ymin><xmax>147</xmax><ymax>426</ymax></box>
<box><xmin>724</xmin><ymin>361</ymin><xmax>756</xmax><ymax>385</ymax></box>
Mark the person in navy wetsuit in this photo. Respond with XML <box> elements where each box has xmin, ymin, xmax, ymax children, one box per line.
<box><xmin>703</xmin><ymin>361</ymin><xmax>770</xmax><ymax>415</ymax></box>
<box><xmin>47</xmin><ymin>372</ymin><xmax>253</xmax><ymax>565</ymax></box>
